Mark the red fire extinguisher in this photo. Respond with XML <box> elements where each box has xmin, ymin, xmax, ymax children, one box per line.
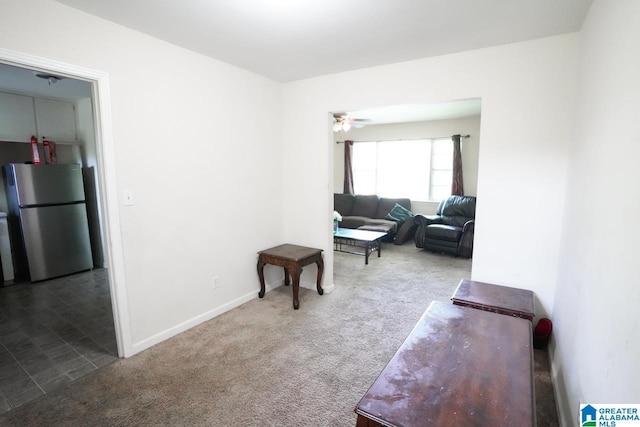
<box><xmin>30</xmin><ymin>135</ymin><xmax>41</xmax><ymax>164</ymax></box>
<box><xmin>43</xmin><ymin>137</ymin><xmax>57</xmax><ymax>164</ymax></box>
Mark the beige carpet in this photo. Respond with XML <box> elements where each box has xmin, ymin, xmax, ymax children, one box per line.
<box><xmin>0</xmin><ymin>243</ymin><xmax>557</xmax><ymax>426</ymax></box>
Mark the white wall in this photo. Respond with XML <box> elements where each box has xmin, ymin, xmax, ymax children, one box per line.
<box><xmin>552</xmin><ymin>1</ymin><xmax>640</xmax><ymax>424</ymax></box>
<box><xmin>283</xmin><ymin>34</ymin><xmax>577</xmax><ymax>320</ymax></box>
<box><xmin>1</xmin><ymin>0</ymin><xmax>284</xmax><ymax>354</ymax></box>
<box><xmin>3</xmin><ymin>2</ymin><xmax>635</xmax><ymax>421</ymax></box>
<box><xmin>332</xmin><ymin>115</ymin><xmax>481</xmax><ymax>215</ymax></box>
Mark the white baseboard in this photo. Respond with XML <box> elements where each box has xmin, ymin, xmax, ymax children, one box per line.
<box><xmin>323</xmin><ymin>283</ymin><xmax>336</xmax><ymax>293</ymax></box>
<box><xmin>130</xmin><ymin>278</ymin><xmax>334</xmax><ymax>356</ymax></box>
<box><xmin>300</xmin><ymin>280</ymin><xmax>335</xmax><ymax>294</ymax></box>
<box><xmin>549</xmin><ymin>339</ymin><xmax>570</xmax><ymax>427</ymax></box>
<box><xmin>130</xmin><ymin>281</ymin><xmax>279</xmax><ymax>355</ymax></box>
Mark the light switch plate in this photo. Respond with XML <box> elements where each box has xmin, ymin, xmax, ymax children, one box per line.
<box><xmin>124</xmin><ymin>190</ymin><xmax>134</xmax><ymax>206</ymax></box>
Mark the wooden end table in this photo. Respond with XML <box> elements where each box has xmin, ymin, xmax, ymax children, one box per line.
<box><xmin>257</xmin><ymin>244</ymin><xmax>324</xmax><ymax>310</ymax></box>
<box><xmin>451</xmin><ymin>279</ymin><xmax>535</xmax><ymax>321</ymax></box>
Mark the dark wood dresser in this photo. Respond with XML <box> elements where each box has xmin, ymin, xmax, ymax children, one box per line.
<box><xmin>451</xmin><ymin>279</ymin><xmax>535</xmax><ymax>321</ymax></box>
<box><xmin>355</xmin><ymin>301</ymin><xmax>535</xmax><ymax>427</ymax></box>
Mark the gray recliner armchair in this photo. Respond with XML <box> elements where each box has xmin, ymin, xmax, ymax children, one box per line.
<box><xmin>414</xmin><ymin>195</ymin><xmax>476</xmax><ymax>258</ymax></box>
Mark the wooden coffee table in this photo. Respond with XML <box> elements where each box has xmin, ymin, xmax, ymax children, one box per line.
<box><xmin>333</xmin><ymin>228</ymin><xmax>387</xmax><ymax>265</ymax></box>
<box><xmin>257</xmin><ymin>244</ymin><xmax>324</xmax><ymax>310</ymax></box>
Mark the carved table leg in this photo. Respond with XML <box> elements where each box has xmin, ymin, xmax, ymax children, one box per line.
<box><xmin>257</xmin><ymin>258</ymin><xmax>266</xmax><ymax>298</ymax></box>
<box><xmin>283</xmin><ymin>267</ymin><xmax>290</xmax><ymax>286</ymax></box>
<box><xmin>316</xmin><ymin>256</ymin><xmax>324</xmax><ymax>295</ymax></box>
<box><xmin>289</xmin><ymin>265</ymin><xmax>302</xmax><ymax>310</ymax></box>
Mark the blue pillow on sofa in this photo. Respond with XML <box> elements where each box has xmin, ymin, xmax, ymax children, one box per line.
<box><xmin>386</xmin><ymin>203</ymin><xmax>414</xmax><ymax>226</ymax></box>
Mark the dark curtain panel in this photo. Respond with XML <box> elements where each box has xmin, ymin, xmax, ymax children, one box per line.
<box><xmin>343</xmin><ymin>140</ymin><xmax>355</xmax><ymax>194</ymax></box>
<box><xmin>451</xmin><ymin>134</ymin><xmax>464</xmax><ymax>196</ymax></box>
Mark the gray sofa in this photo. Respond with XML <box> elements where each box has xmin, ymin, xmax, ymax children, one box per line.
<box><xmin>333</xmin><ymin>193</ymin><xmax>417</xmax><ymax>244</ymax></box>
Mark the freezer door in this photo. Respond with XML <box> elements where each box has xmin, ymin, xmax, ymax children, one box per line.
<box><xmin>19</xmin><ymin>203</ymin><xmax>93</xmax><ymax>281</ymax></box>
<box><xmin>8</xmin><ymin>163</ymin><xmax>86</xmax><ymax>206</ymax></box>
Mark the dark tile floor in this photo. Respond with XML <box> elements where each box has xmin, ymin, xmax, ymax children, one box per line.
<box><xmin>0</xmin><ymin>269</ymin><xmax>118</xmax><ymax>414</ymax></box>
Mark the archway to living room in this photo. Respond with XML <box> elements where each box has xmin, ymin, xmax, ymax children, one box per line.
<box><xmin>329</xmin><ymin>99</ymin><xmax>481</xmax><ymax>285</ymax></box>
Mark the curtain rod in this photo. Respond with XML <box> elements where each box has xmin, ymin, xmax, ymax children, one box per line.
<box><xmin>335</xmin><ymin>134</ymin><xmax>470</xmax><ymax>144</ymax></box>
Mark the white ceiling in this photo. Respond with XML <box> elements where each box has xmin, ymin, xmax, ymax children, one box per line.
<box><xmin>53</xmin><ymin>0</ymin><xmax>593</xmax><ymax>83</ymax></box>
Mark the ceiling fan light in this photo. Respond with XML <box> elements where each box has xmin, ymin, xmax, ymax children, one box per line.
<box><xmin>34</xmin><ymin>72</ymin><xmax>64</xmax><ymax>85</ymax></box>
<box><xmin>342</xmin><ymin>122</ymin><xmax>351</xmax><ymax>132</ymax></box>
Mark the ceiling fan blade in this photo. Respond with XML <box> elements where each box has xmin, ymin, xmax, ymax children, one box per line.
<box><xmin>332</xmin><ymin>113</ymin><xmax>371</xmax><ymax>129</ymax></box>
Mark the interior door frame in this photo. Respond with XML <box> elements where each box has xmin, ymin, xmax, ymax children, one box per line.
<box><xmin>0</xmin><ymin>48</ymin><xmax>132</xmax><ymax>357</ymax></box>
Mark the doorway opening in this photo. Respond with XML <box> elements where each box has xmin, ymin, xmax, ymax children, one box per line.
<box><xmin>0</xmin><ymin>50</ymin><xmax>129</xmax><ymax>413</ymax></box>
<box><xmin>330</xmin><ymin>100</ymin><xmax>481</xmax><ymax>269</ymax></box>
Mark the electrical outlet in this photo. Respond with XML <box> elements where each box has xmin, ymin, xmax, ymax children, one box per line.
<box><xmin>212</xmin><ymin>276</ymin><xmax>219</xmax><ymax>290</ymax></box>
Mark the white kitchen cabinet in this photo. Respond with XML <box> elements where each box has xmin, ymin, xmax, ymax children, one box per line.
<box><xmin>34</xmin><ymin>97</ymin><xmax>77</xmax><ymax>142</ymax></box>
<box><xmin>0</xmin><ymin>91</ymin><xmax>79</xmax><ymax>144</ymax></box>
<box><xmin>0</xmin><ymin>92</ymin><xmax>38</xmax><ymax>142</ymax></box>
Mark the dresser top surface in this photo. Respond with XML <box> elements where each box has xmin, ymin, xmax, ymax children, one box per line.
<box><xmin>355</xmin><ymin>301</ymin><xmax>534</xmax><ymax>426</ymax></box>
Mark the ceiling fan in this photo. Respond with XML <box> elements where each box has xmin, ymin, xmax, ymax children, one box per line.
<box><xmin>332</xmin><ymin>113</ymin><xmax>371</xmax><ymax>132</ymax></box>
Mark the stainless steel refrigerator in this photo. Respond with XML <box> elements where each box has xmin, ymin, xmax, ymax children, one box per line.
<box><xmin>3</xmin><ymin>163</ymin><xmax>93</xmax><ymax>282</ymax></box>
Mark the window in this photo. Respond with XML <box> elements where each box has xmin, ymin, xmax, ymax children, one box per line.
<box><xmin>352</xmin><ymin>138</ymin><xmax>452</xmax><ymax>201</ymax></box>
